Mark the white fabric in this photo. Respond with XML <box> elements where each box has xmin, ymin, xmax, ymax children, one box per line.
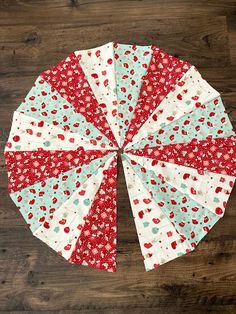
<box><xmin>34</xmin><ymin>153</ymin><xmax>115</xmax><ymax>260</ymax></box>
<box><xmin>76</xmin><ymin>42</ymin><xmax>120</xmax><ymax>146</ymax></box>
<box><xmin>125</xmin><ymin>153</ymin><xmax>235</xmax><ymax>217</ymax></box>
<box><xmin>122</xmin><ymin>155</ymin><xmax>191</xmax><ymax>271</ymax></box>
<box><xmin>5</xmin><ymin>112</ymin><xmax>114</xmax><ymax>152</ymax></box>
<box><xmin>125</xmin><ymin>66</ymin><xmax>220</xmax><ymax>149</ymax></box>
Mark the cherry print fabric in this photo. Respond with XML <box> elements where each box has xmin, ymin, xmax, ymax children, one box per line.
<box><xmin>5</xmin><ymin>148</ymin><xmax>111</xmax><ymax>193</ymax></box>
<box><xmin>41</xmin><ymin>52</ymin><xmax>118</xmax><ymax>147</ymax></box>
<box><xmin>34</xmin><ymin>153</ymin><xmax>117</xmax><ymax>266</ymax></box>
<box><xmin>6</xmin><ymin>111</ymin><xmax>112</xmax><ymax>151</ymax></box>
<box><xmin>123</xmin><ymin>154</ymin><xmax>221</xmax><ymax>269</ymax></box>
<box><xmin>125</xmin><ymin>66</ymin><xmax>220</xmax><ymax>149</ymax></box>
<box><xmin>129</xmin><ymin>136</ymin><xmax>236</xmax><ymax>176</ymax></box>
<box><xmin>113</xmin><ymin>43</ymin><xmax>153</xmax><ymax>147</ymax></box>
<box><xmin>16</xmin><ymin>76</ymin><xmax>112</xmax><ymax>148</ymax></box>
<box><xmin>10</xmin><ymin>153</ymin><xmax>113</xmax><ymax>233</ymax></box>
<box><xmin>129</xmin><ymin>96</ymin><xmax>235</xmax><ymax>150</ymax></box>
<box><xmin>122</xmin><ymin>46</ymin><xmax>191</xmax><ymax>149</ymax></box>
<box><xmin>69</xmin><ymin>155</ymin><xmax>117</xmax><ymax>272</ymax></box>
<box><xmin>125</xmin><ymin>153</ymin><xmax>235</xmax><ymax>217</ymax></box>
<box><xmin>4</xmin><ymin>42</ymin><xmax>236</xmax><ymax>272</ymax></box>
<box><xmin>75</xmin><ymin>42</ymin><xmax>120</xmax><ymax>146</ymax></box>
<box><xmin>122</xmin><ymin>156</ymin><xmax>193</xmax><ymax>271</ymax></box>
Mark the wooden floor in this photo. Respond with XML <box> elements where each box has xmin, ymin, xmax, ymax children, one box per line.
<box><xmin>0</xmin><ymin>1</ymin><xmax>236</xmax><ymax>313</ymax></box>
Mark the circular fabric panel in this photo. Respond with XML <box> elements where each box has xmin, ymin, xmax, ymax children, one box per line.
<box><xmin>4</xmin><ymin>42</ymin><xmax>236</xmax><ymax>272</ymax></box>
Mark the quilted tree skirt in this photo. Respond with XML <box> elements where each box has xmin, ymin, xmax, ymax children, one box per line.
<box><xmin>4</xmin><ymin>42</ymin><xmax>236</xmax><ymax>272</ymax></box>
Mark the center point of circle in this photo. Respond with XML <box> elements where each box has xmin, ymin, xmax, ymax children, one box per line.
<box><xmin>117</xmin><ymin>148</ymin><xmax>123</xmax><ymax>155</ymax></box>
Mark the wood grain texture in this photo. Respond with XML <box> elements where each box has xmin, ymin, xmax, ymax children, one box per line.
<box><xmin>0</xmin><ymin>1</ymin><xmax>236</xmax><ymax>313</ymax></box>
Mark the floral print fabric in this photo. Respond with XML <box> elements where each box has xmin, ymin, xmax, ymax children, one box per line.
<box><xmin>4</xmin><ymin>42</ymin><xmax>236</xmax><ymax>272</ymax></box>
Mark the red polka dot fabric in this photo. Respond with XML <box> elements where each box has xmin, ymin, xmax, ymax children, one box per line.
<box><xmin>4</xmin><ymin>42</ymin><xmax>236</xmax><ymax>272</ymax></box>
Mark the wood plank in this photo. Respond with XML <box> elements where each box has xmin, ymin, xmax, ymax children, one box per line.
<box><xmin>0</xmin><ymin>16</ymin><xmax>229</xmax><ymax>77</ymax></box>
<box><xmin>0</xmin><ymin>230</ymin><xmax>235</xmax><ymax>304</ymax></box>
<box><xmin>0</xmin><ymin>0</ymin><xmax>236</xmax><ymax>26</ymax></box>
<box><xmin>227</xmin><ymin>15</ymin><xmax>236</xmax><ymax>65</ymax></box>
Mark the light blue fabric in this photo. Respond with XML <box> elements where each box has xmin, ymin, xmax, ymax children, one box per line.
<box><xmin>115</xmin><ymin>44</ymin><xmax>152</xmax><ymax>147</ymax></box>
<box><xmin>10</xmin><ymin>153</ymin><xmax>112</xmax><ymax>233</ymax></box>
<box><xmin>124</xmin><ymin>154</ymin><xmax>220</xmax><ymax>246</ymax></box>
<box><xmin>130</xmin><ymin>97</ymin><xmax>235</xmax><ymax>149</ymax></box>
<box><xmin>17</xmin><ymin>76</ymin><xmax>111</xmax><ymax>145</ymax></box>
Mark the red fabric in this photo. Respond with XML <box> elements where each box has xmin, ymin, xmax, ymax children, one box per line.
<box><xmin>128</xmin><ymin>136</ymin><xmax>236</xmax><ymax>176</ymax></box>
<box><xmin>69</xmin><ymin>156</ymin><xmax>117</xmax><ymax>272</ymax></box>
<box><xmin>5</xmin><ymin>148</ymin><xmax>110</xmax><ymax>193</ymax></box>
<box><xmin>123</xmin><ymin>46</ymin><xmax>191</xmax><ymax>148</ymax></box>
<box><xmin>41</xmin><ymin>53</ymin><xmax>118</xmax><ymax>147</ymax></box>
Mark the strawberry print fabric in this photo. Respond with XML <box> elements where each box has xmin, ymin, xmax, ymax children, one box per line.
<box><xmin>114</xmin><ymin>43</ymin><xmax>153</xmax><ymax>147</ymax></box>
<box><xmin>123</xmin><ymin>46</ymin><xmax>191</xmax><ymax>148</ymax></box>
<box><xmin>4</xmin><ymin>42</ymin><xmax>236</xmax><ymax>272</ymax></box>
<box><xmin>75</xmin><ymin>43</ymin><xmax>120</xmax><ymax>146</ymax></box>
